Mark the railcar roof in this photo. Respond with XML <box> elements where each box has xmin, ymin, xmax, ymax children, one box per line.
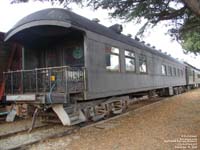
<box><xmin>0</xmin><ymin>32</ymin><xmax>4</xmax><ymax>40</ymax></box>
<box><xmin>184</xmin><ymin>62</ymin><xmax>200</xmax><ymax>71</ymax></box>
<box><xmin>5</xmin><ymin>8</ymin><xmax>183</xmax><ymax>65</ymax></box>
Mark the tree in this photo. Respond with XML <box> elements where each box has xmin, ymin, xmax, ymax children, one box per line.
<box><xmin>182</xmin><ymin>0</ymin><xmax>200</xmax><ymax>16</ymax></box>
<box><xmin>10</xmin><ymin>0</ymin><xmax>200</xmax><ymax>54</ymax></box>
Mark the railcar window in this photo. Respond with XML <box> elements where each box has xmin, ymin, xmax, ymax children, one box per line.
<box><xmin>161</xmin><ymin>65</ymin><xmax>167</xmax><ymax>75</ymax></box>
<box><xmin>198</xmin><ymin>74</ymin><xmax>200</xmax><ymax>78</ymax></box>
<box><xmin>139</xmin><ymin>55</ymin><xmax>147</xmax><ymax>73</ymax></box>
<box><xmin>189</xmin><ymin>69</ymin><xmax>193</xmax><ymax>76</ymax></box>
<box><xmin>177</xmin><ymin>69</ymin><xmax>180</xmax><ymax>77</ymax></box>
<box><xmin>125</xmin><ymin>50</ymin><xmax>136</xmax><ymax>72</ymax></box>
<box><xmin>64</xmin><ymin>46</ymin><xmax>84</xmax><ymax>67</ymax></box>
<box><xmin>181</xmin><ymin>70</ymin><xmax>184</xmax><ymax>77</ymax></box>
<box><xmin>105</xmin><ymin>46</ymin><xmax>120</xmax><ymax>71</ymax></box>
<box><xmin>173</xmin><ymin>67</ymin><xmax>177</xmax><ymax>76</ymax></box>
<box><xmin>168</xmin><ymin>66</ymin><xmax>172</xmax><ymax>76</ymax></box>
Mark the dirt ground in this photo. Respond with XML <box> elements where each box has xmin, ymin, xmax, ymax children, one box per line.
<box><xmin>30</xmin><ymin>89</ymin><xmax>200</xmax><ymax>150</ymax></box>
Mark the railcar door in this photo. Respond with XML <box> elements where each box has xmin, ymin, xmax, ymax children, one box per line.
<box><xmin>46</xmin><ymin>48</ymin><xmax>62</xmax><ymax>67</ymax></box>
<box><xmin>45</xmin><ymin>48</ymin><xmax>64</xmax><ymax>93</ymax></box>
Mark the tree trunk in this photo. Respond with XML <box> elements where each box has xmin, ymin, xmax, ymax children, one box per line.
<box><xmin>182</xmin><ymin>0</ymin><xmax>200</xmax><ymax>16</ymax></box>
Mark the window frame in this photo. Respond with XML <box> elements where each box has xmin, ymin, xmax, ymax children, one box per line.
<box><xmin>161</xmin><ymin>64</ymin><xmax>167</xmax><ymax>76</ymax></box>
<box><xmin>177</xmin><ymin>69</ymin><xmax>180</xmax><ymax>77</ymax></box>
<box><xmin>173</xmin><ymin>67</ymin><xmax>177</xmax><ymax>76</ymax></box>
<box><xmin>124</xmin><ymin>50</ymin><xmax>136</xmax><ymax>72</ymax></box>
<box><xmin>180</xmin><ymin>69</ymin><xmax>184</xmax><ymax>77</ymax></box>
<box><xmin>139</xmin><ymin>54</ymin><xmax>147</xmax><ymax>74</ymax></box>
<box><xmin>168</xmin><ymin>66</ymin><xmax>173</xmax><ymax>76</ymax></box>
<box><xmin>105</xmin><ymin>45</ymin><xmax>120</xmax><ymax>72</ymax></box>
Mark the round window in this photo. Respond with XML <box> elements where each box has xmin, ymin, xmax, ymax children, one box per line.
<box><xmin>73</xmin><ymin>47</ymin><xmax>83</xmax><ymax>59</ymax></box>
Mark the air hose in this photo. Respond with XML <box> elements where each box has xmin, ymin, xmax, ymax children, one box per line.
<box><xmin>47</xmin><ymin>83</ymin><xmax>56</xmax><ymax>104</ymax></box>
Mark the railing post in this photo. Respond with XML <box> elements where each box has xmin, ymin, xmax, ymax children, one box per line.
<box><xmin>83</xmin><ymin>68</ymin><xmax>87</xmax><ymax>91</ymax></box>
<box><xmin>65</xmin><ymin>67</ymin><xmax>68</xmax><ymax>103</ymax></box>
<box><xmin>35</xmin><ymin>69</ymin><xmax>38</xmax><ymax>93</ymax></box>
<box><xmin>49</xmin><ymin>68</ymin><xmax>52</xmax><ymax>92</ymax></box>
<box><xmin>2</xmin><ymin>72</ymin><xmax>5</xmax><ymax>95</ymax></box>
<box><xmin>21</xmin><ymin>71</ymin><xmax>24</xmax><ymax>94</ymax></box>
<box><xmin>11</xmin><ymin>72</ymin><xmax>13</xmax><ymax>94</ymax></box>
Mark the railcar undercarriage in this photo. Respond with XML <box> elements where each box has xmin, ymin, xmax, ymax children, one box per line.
<box><xmin>4</xmin><ymin>66</ymin><xmax>130</xmax><ymax>128</ymax></box>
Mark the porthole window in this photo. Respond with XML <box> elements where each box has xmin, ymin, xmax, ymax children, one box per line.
<box><xmin>125</xmin><ymin>50</ymin><xmax>136</xmax><ymax>72</ymax></box>
<box><xmin>139</xmin><ymin>55</ymin><xmax>147</xmax><ymax>73</ymax></box>
<box><xmin>105</xmin><ymin>46</ymin><xmax>120</xmax><ymax>71</ymax></box>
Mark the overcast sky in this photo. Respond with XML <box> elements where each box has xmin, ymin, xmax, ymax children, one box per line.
<box><xmin>0</xmin><ymin>0</ymin><xmax>199</xmax><ymax>68</ymax></box>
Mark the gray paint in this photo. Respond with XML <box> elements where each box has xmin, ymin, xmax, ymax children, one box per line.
<box><xmin>5</xmin><ymin>8</ymin><xmax>198</xmax><ymax>101</ymax></box>
<box><xmin>84</xmin><ymin>31</ymin><xmax>186</xmax><ymax>100</ymax></box>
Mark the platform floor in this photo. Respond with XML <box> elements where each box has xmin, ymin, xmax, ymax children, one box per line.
<box><xmin>30</xmin><ymin>89</ymin><xmax>200</xmax><ymax>150</ymax></box>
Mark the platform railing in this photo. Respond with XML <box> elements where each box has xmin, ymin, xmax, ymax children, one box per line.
<box><xmin>3</xmin><ymin>66</ymin><xmax>86</xmax><ymax>95</ymax></box>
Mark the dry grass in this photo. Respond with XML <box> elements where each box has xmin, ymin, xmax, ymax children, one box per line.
<box><xmin>30</xmin><ymin>89</ymin><xmax>200</xmax><ymax>150</ymax></box>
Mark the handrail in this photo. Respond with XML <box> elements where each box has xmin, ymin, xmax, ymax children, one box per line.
<box><xmin>4</xmin><ymin>66</ymin><xmax>86</xmax><ymax>95</ymax></box>
<box><xmin>3</xmin><ymin>66</ymin><xmax>86</xmax><ymax>74</ymax></box>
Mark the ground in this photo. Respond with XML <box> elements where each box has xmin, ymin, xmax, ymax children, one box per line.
<box><xmin>30</xmin><ymin>89</ymin><xmax>200</xmax><ymax>150</ymax></box>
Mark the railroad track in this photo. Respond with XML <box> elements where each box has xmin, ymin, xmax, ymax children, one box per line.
<box><xmin>0</xmin><ymin>96</ymin><xmax>163</xmax><ymax>150</ymax></box>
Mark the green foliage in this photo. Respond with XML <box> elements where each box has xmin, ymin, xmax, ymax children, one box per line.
<box><xmin>182</xmin><ymin>31</ymin><xmax>200</xmax><ymax>55</ymax></box>
<box><xmin>180</xmin><ymin>16</ymin><xmax>200</xmax><ymax>54</ymax></box>
<box><xmin>9</xmin><ymin>0</ymin><xmax>200</xmax><ymax>54</ymax></box>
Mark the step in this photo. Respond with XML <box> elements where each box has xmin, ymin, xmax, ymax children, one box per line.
<box><xmin>52</xmin><ymin>104</ymin><xmax>86</xmax><ymax>126</ymax></box>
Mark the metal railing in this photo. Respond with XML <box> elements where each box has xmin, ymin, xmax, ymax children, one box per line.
<box><xmin>3</xmin><ymin>66</ymin><xmax>86</xmax><ymax>95</ymax></box>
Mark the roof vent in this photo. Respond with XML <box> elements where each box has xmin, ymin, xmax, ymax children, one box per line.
<box><xmin>158</xmin><ymin>49</ymin><xmax>162</xmax><ymax>52</ymax></box>
<box><xmin>141</xmin><ymin>41</ymin><xmax>145</xmax><ymax>44</ymax></box>
<box><xmin>135</xmin><ymin>36</ymin><xmax>140</xmax><ymax>41</ymax></box>
<box><xmin>147</xmin><ymin>43</ymin><xmax>151</xmax><ymax>46</ymax></box>
<box><xmin>109</xmin><ymin>24</ymin><xmax>123</xmax><ymax>34</ymax></box>
<box><xmin>152</xmin><ymin>46</ymin><xmax>156</xmax><ymax>49</ymax></box>
<box><xmin>127</xmin><ymin>34</ymin><xmax>132</xmax><ymax>38</ymax></box>
<box><xmin>92</xmin><ymin>18</ymin><xmax>100</xmax><ymax>23</ymax></box>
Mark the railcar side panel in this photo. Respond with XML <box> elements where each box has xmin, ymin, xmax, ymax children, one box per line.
<box><xmin>84</xmin><ymin>31</ymin><xmax>186</xmax><ymax>100</ymax></box>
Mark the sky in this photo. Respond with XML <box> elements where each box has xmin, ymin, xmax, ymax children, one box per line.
<box><xmin>0</xmin><ymin>0</ymin><xmax>199</xmax><ymax>68</ymax></box>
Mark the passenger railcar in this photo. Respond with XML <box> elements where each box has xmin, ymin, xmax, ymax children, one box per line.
<box><xmin>185</xmin><ymin>62</ymin><xmax>200</xmax><ymax>88</ymax></box>
<box><xmin>2</xmin><ymin>8</ymin><xmax>198</xmax><ymax>125</ymax></box>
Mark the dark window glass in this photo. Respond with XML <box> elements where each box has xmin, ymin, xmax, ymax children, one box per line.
<box><xmin>168</xmin><ymin>66</ymin><xmax>172</xmax><ymax>76</ymax></box>
<box><xmin>181</xmin><ymin>70</ymin><xmax>184</xmax><ymax>77</ymax></box>
<box><xmin>177</xmin><ymin>69</ymin><xmax>180</xmax><ymax>77</ymax></box>
<box><xmin>64</xmin><ymin>46</ymin><xmax>84</xmax><ymax>67</ymax></box>
<box><xmin>173</xmin><ymin>67</ymin><xmax>177</xmax><ymax>76</ymax></box>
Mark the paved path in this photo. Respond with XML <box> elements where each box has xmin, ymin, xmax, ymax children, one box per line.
<box><xmin>30</xmin><ymin>89</ymin><xmax>200</xmax><ymax>150</ymax></box>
